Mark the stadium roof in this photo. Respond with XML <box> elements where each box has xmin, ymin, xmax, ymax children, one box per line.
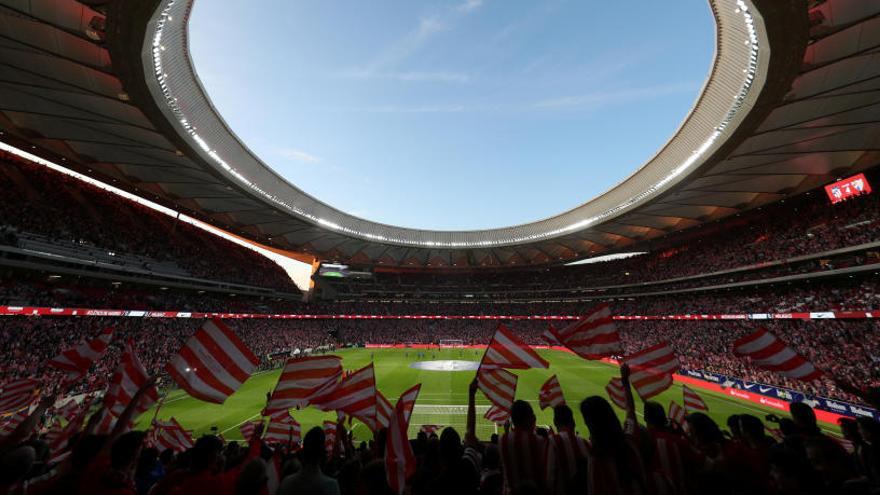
<box><xmin>0</xmin><ymin>0</ymin><xmax>878</xmax><ymax>269</ymax></box>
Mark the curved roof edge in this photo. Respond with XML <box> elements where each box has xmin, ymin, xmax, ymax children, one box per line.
<box><xmin>141</xmin><ymin>0</ymin><xmax>768</xmax><ymax>249</ymax></box>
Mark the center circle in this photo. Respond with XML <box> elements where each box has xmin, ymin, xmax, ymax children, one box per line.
<box><xmin>409</xmin><ymin>360</ymin><xmax>481</xmax><ymax>372</ymax></box>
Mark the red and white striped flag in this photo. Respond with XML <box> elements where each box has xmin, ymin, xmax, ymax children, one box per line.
<box><xmin>386</xmin><ymin>383</ymin><xmax>421</xmax><ymax>495</ymax></box>
<box><xmin>264</xmin><ymin>411</ymin><xmax>300</xmax><ymax>446</ymax></box>
<box><xmin>397</xmin><ymin>384</ymin><xmax>422</xmax><ymax>426</ymax></box>
<box><xmin>166</xmin><ymin>319</ymin><xmax>259</xmax><ymax>404</ymax></box>
<box><xmin>555</xmin><ymin>304</ymin><xmax>621</xmax><ymax>360</ymax></box>
<box><xmin>668</xmin><ymin>401</ymin><xmax>686</xmax><ymax>425</ymax></box>
<box><xmin>47</xmin><ymin>398</ymin><xmax>92</xmax><ymax>463</ymax></box>
<box><xmin>323</xmin><ymin>420</ymin><xmax>337</xmax><ymax>458</ymax></box>
<box><xmin>541</xmin><ymin>325</ymin><xmax>562</xmax><ymax>346</ymax></box>
<box><xmin>732</xmin><ymin>328</ymin><xmax>822</xmax><ymax>381</ymax></box>
<box><xmin>376</xmin><ymin>391</ymin><xmax>394</xmax><ymax>429</ymax></box>
<box><xmin>53</xmin><ymin>400</ymin><xmax>80</xmax><ymax>422</ymax></box>
<box><xmin>94</xmin><ymin>408</ymin><xmax>137</xmax><ymax>436</ymax></box>
<box><xmin>624</xmin><ymin>342</ymin><xmax>680</xmax><ymax>400</ymax></box>
<box><xmin>240</xmin><ymin>420</ymin><xmax>262</xmax><ymax>442</ymax></box>
<box><xmin>0</xmin><ymin>409</ymin><xmax>29</xmax><ymax>436</ymax></box>
<box><xmin>480</xmin><ymin>325</ymin><xmax>549</xmax><ymax>370</ymax></box>
<box><xmin>539</xmin><ymin>375</ymin><xmax>565</xmax><ymax>410</ymax></box>
<box><xmin>477</xmin><ymin>368</ymin><xmax>518</xmax><ymax>411</ymax></box>
<box><xmin>420</xmin><ymin>425</ymin><xmax>442</xmax><ymax>435</ymax></box>
<box><xmin>605</xmin><ymin>377</ymin><xmax>627</xmax><ymax>409</ymax></box>
<box><xmin>104</xmin><ymin>340</ymin><xmax>159</xmax><ymax>420</ymax></box>
<box><xmin>0</xmin><ymin>378</ymin><xmax>39</xmax><ymax>414</ymax></box>
<box><xmin>266</xmin><ymin>356</ymin><xmax>343</xmax><ymax>412</ymax></box>
<box><xmin>484</xmin><ymin>405</ymin><xmax>510</xmax><ymax>424</ymax></box>
<box><xmin>682</xmin><ymin>385</ymin><xmax>708</xmax><ymax>412</ymax></box>
<box><xmin>48</xmin><ymin>327</ymin><xmax>113</xmax><ymax>380</ymax></box>
<box><xmin>310</xmin><ymin>363</ymin><xmax>377</xmax><ymax>431</ymax></box>
<box><xmin>94</xmin><ymin>409</ymin><xmax>116</xmax><ymax>435</ymax></box>
<box><xmin>152</xmin><ymin>418</ymin><xmax>194</xmax><ymax>452</ymax></box>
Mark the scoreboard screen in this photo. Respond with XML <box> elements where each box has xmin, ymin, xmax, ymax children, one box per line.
<box><xmin>825</xmin><ymin>173</ymin><xmax>871</xmax><ymax>204</ymax></box>
<box><xmin>317</xmin><ymin>263</ymin><xmax>373</xmax><ymax>279</ymax></box>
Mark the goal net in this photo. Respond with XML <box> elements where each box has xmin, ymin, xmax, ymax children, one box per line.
<box><xmin>439</xmin><ymin>339</ymin><xmax>465</xmax><ymax>348</ymax></box>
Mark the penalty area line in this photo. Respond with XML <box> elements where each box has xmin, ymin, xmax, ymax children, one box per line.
<box><xmin>220</xmin><ymin>412</ymin><xmax>262</xmax><ymax>435</ymax></box>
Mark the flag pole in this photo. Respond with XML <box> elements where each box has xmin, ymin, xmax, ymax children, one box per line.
<box><xmin>150</xmin><ymin>392</ymin><xmax>167</xmax><ymax>425</ymax></box>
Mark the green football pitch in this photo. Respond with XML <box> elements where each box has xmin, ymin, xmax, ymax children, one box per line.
<box><xmin>138</xmin><ymin>348</ymin><xmax>841</xmax><ymax>442</ymax></box>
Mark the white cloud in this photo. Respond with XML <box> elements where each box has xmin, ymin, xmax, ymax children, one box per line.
<box><xmin>345</xmin><ymin>1</ymin><xmax>484</xmax><ymax>83</ymax></box>
<box><xmin>278</xmin><ymin>148</ymin><xmax>321</xmax><ymax>163</ymax></box>
<box><xmin>457</xmin><ymin>0</ymin><xmax>484</xmax><ymax>13</ymax></box>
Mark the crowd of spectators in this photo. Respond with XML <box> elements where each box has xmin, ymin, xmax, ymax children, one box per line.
<box><xmin>1</xmin><ymin>312</ymin><xmax>877</xmax><ymax>405</ymax></box>
<box><xmin>2</xmin><ymin>266</ymin><xmax>877</xmax><ymax>317</ymax></box>
<box><xmin>0</xmin><ymin>153</ymin><xmax>294</xmax><ymax>292</ymax></box>
<box><xmin>325</xmin><ymin>183</ymin><xmax>880</xmax><ymax>298</ymax></box>
<box><xmin>3</xmin><ymin>151</ymin><xmax>878</xmax><ymax>304</ymax></box>
<box><xmin>3</xmin><ymin>352</ymin><xmax>880</xmax><ymax>495</ymax></box>
<box><xmin>0</xmin><ymin>273</ymin><xmax>302</xmax><ymax>314</ymax></box>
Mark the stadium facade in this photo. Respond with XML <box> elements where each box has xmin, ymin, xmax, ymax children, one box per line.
<box><xmin>0</xmin><ymin>0</ymin><xmax>877</xmax><ymax>270</ymax></box>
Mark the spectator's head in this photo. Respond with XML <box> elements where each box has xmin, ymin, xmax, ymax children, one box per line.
<box><xmin>837</xmin><ymin>418</ymin><xmax>860</xmax><ymax>443</ymax></box>
<box><xmin>111</xmin><ymin>431</ymin><xmax>145</xmax><ymax>472</ymax></box>
<box><xmin>191</xmin><ymin>435</ymin><xmax>223</xmax><ymax>472</ymax></box>
<box><xmin>778</xmin><ymin>418</ymin><xmax>798</xmax><ymax>438</ymax></box>
<box><xmin>686</xmin><ymin>413</ymin><xmax>724</xmax><ymax>457</ymax></box>
<box><xmin>738</xmin><ymin>414</ymin><xmax>766</xmax><ymax>444</ymax></box>
<box><xmin>0</xmin><ymin>445</ymin><xmax>36</xmax><ymax>487</ymax></box>
<box><xmin>234</xmin><ymin>458</ymin><xmax>268</xmax><ymax>495</ymax></box>
<box><xmin>302</xmin><ymin>426</ymin><xmax>326</xmax><ymax>466</ymax></box>
<box><xmin>643</xmin><ymin>401</ymin><xmax>667</xmax><ymax>429</ymax></box>
<box><xmin>553</xmin><ymin>404</ymin><xmax>575</xmax><ymax>430</ymax></box>
<box><xmin>580</xmin><ymin>396</ymin><xmax>623</xmax><ymax>454</ymax></box>
<box><xmin>510</xmin><ymin>400</ymin><xmax>536</xmax><ymax>431</ymax></box>
<box><xmin>438</xmin><ymin>427</ymin><xmax>461</xmax><ymax>465</ymax></box>
<box><xmin>790</xmin><ymin>402</ymin><xmax>820</xmax><ymax>436</ymax></box>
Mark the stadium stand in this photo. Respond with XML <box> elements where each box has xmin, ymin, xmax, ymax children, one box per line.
<box><xmin>316</xmin><ymin>179</ymin><xmax>880</xmax><ymax>302</ymax></box>
<box><xmin>1</xmin><ymin>314</ymin><xmax>879</xmax><ymax>494</ymax></box>
<box><xmin>0</xmin><ymin>154</ymin><xmax>297</xmax><ymax>293</ymax></box>
<box><xmin>2</xmin><ymin>0</ymin><xmax>880</xmax><ymax>493</ymax></box>
<box><xmin>0</xmin><ymin>315</ymin><xmax>876</xmax><ymax>406</ymax></box>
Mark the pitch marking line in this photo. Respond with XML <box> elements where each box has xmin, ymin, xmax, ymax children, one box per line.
<box><xmin>220</xmin><ymin>412</ymin><xmax>262</xmax><ymax>435</ymax></box>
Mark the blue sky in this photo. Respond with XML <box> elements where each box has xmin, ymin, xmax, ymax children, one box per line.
<box><xmin>189</xmin><ymin>0</ymin><xmax>713</xmax><ymax>230</ymax></box>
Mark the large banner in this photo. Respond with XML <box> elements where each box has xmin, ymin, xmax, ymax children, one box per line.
<box><xmin>678</xmin><ymin>368</ymin><xmax>880</xmax><ymax>422</ymax></box>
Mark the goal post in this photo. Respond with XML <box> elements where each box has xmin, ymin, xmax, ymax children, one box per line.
<box><xmin>439</xmin><ymin>339</ymin><xmax>465</xmax><ymax>348</ymax></box>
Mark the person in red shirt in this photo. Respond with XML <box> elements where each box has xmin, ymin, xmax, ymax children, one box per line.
<box><xmin>643</xmin><ymin>401</ymin><xmax>701</xmax><ymax>495</ymax></box>
<box><xmin>580</xmin><ymin>364</ymin><xmax>650</xmax><ymax>495</ymax></box>
<box><xmin>498</xmin><ymin>400</ymin><xmax>554</xmax><ymax>494</ymax></box>
<box><xmin>76</xmin><ymin>377</ymin><xmax>157</xmax><ymax>495</ymax></box>
<box><xmin>548</xmin><ymin>404</ymin><xmax>588</xmax><ymax>494</ymax></box>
